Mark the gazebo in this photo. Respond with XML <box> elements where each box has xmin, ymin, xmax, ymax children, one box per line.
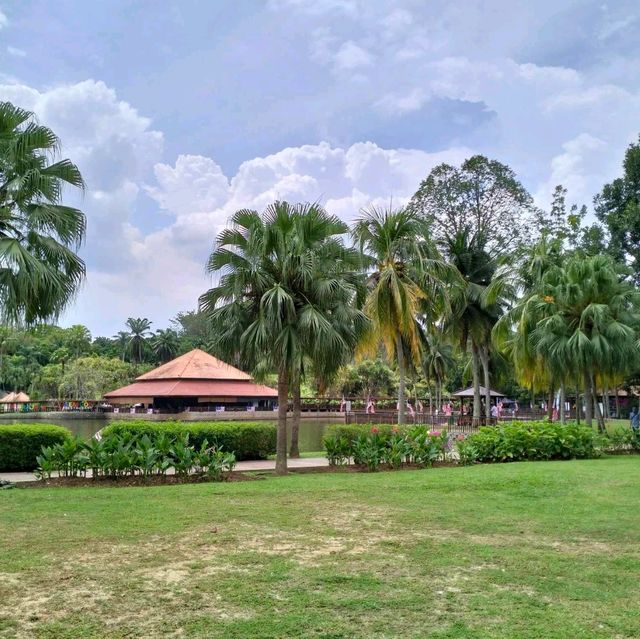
<box><xmin>451</xmin><ymin>386</ymin><xmax>506</xmax><ymax>413</ymax></box>
<box><xmin>104</xmin><ymin>349</ymin><xmax>277</xmax><ymax>412</ymax></box>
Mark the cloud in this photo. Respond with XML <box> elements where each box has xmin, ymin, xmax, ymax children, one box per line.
<box><xmin>333</xmin><ymin>41</ymin><xmax>374</xmax><ymax>70</ymax></box>
<box><xmin>0</xmin><ymin>9</ymin><xmax>7</xmax><ymax>29</ymax></box>
<box><xmin>7</xmin><ymin>46</ymin><xmax>25</xmax><ymax>57</ymax></box>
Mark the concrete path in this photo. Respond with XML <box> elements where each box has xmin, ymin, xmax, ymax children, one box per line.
<box><xmin>0</xmin><ymin>456</ymin><xmax>329</xmax><ymax>484</ymax></box>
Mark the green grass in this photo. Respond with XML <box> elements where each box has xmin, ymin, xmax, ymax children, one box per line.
<box><xmin>1</xmin><ymin>458</ymin><xmax>640</xmax><ymax>638</ymax></box>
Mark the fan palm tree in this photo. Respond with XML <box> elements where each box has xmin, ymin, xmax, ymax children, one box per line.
<box><xmin>0</xmin><ymin>101</ymin><xmax>86</xmax><ymax>323</ymax></box>
<box><xmin>530</xmin><ymin>255</ymin><xmax>640</xmax><ymax>430</ymax></box>
<box><xmin>152</xmin><ymin>328</ymin><xmax>179</xmax><ymax>363</ymax></box>
<box><xmin>201</xmin><ymin>201</ymin><xmax>367</xmax><ymax>474</ymax></box>
<box><xmin>352</xmin><ymin>206</ymin><xmax>450</xmax><ymax>424</ymax></box>
<box><xmin>125</xmin><ymin>318</ymin><xmax>152</xmax><ymax>364</ymax></box>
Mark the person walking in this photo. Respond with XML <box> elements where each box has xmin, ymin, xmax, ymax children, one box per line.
<box><xmin>630</xmin><ymin>407</ymin><xmax>639</xmax><ymax>432</ymax></box>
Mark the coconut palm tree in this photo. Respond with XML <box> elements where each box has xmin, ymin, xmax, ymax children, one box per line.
<box><xmin>201</xmin><ymin>201</ymin><xmax>367</xmax><ymax>474</ymax></box>
<box><xmin>421</xmin><ymin>330</ymin><xmax>455</xmax><ymax>413</ymax></box>
<box><xmin>441</xmin><ymin>228</ymin><xmax>509</xmax><ymax>422</ymax></box>
<box><xmin>0</xmin><ymin>101</ymin><xmax>86</xmax><ymax>323</ymax></box>
<box><xmin>152</xmin><ymin>328</ymin><xmax>179</xmax><ymax>363</ymax></box>
<box><xmin>125</xmin><ymin>318</ymin><xmax>152</xmax><ymax>364</ymax></box>
<box><xmin>352</xmin><ymin>206</ymin><xmax>450</xmax><ymax>424</ymax></box>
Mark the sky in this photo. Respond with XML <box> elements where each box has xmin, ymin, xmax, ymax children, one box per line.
<box><xmin>1</xmin><ymin>0</ymin><xmax>639</xmax><ymax>336</ymax></box>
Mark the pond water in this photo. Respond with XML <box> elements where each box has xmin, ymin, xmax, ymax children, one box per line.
<box><xmin>0</xmin><ymin>416</ymin><xmax>337</xmax><ymax>452</ymax></box>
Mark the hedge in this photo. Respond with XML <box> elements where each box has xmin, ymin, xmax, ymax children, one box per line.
<box><xmin>0</xmin><ymin>424</ymin><xmax>71</xmax><ymax>471</ymax></box>
<box><xmin>102</xmin><ymin>421</ymin><xmax>277</xmax><ymax>460</ymax></box>
<box><xmin>464</xmin><ymin>420</ymin><xmax>599</xmax><ymax>462</ymax></box>
<box><xmin>325</xmin><ymin>423</ymin><xmax>413</xmax><ymax>445</ymax></box>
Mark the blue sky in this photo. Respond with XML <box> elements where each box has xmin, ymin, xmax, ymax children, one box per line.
<box><xmin>1</xmin><ymin>0</ymin><xmax>639</xmax><ymax>335</ymax></box>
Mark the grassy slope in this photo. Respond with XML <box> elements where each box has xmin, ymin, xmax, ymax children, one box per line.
<box><xmin>1</xmin><ymin>458</ymin><xmax>640</xmax><ymax>638</ymax></box>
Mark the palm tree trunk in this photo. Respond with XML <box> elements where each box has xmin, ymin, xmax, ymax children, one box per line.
<box><xmin>471</xmin><ymin>342</ymin><xmax>481</xmax><ymax>423</ymax></box>
<box><xmin>479</xmin><ymin>344</ymin><xmax>491</xmax><ymax>421</ymax></box>
<box><xmin>396</xmin><ymin>335</ymin><xmax>406</xmax><ymax>425</ymax></box>
<box><xmin>592</xmin><ymin>374</ymin><xmax>606</xmax><ymax>433</ymax></box>
<box><xmin>275</xmin><ymin>368</ymin><xmax>289</xmax><ymax>475</ymax></box>
<box><xmin>559</xmin><ymin>382</ymin><xmax>566</xmax><ymax>424</ymax></box>
<box><xmin>583</xmin><ymin>370</ymin><xmax>593</xmax><ymax>428</ymax></box>
<box><xmin>615</xmin><ymin>387</ymin><xmax>620</xmax><ymax>419</ymax></box>
<box><xmin>603</xmin><ymin>383</ymin><xmax>610</xmax><ymax>419</ymax></box>
<box><xmin>547</xmin><ymin>386</ymin><xmax>554</xmax><ymax>421</ymax></box>
<box><xmin>289</xmin><ymin>377</ymin><xmax>301</xmax><ymax>458</ymax></box>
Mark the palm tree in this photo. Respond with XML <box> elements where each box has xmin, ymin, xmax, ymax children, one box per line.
<box><xmin>201</xmin><ymin>202</ymin><xmax>367</xmax><ymax>474</ymax></box>
<box><xmin>421</xmin><ymin>330</ymin><xmax>455</xmax><ymax>414</ymax></box>
<box><xmin>125</xmin><ymin>318</ymin><xmax>152</xmax><ymax>364</ymax></box>
<box><xmin>152</xmin><ymin>328</ymin><xmax>179</xmax><ymax>363</ymax></box>
<box><xmin>64</xmin><ymin>324</ymin><xmax>91</xmax><ymax>358</ymax></box>
<box><xmin>352</xmin><ymin>206</ymin><xmax>450</xmax><ymax>424</ymax></box>
<box><xmin>441</xmin><ymin>228</ymin><xmax>509</xmax><ymax>422</ymax></box>
<box><xmin>112</xmin><ymin>331</ymin><xmax>130</xmax><ymax>362</ymax></box>
<box><xmin>0</xmin><ymin>101</ymin><xmax>86</xmax><ymax>323</ymax></box>
<box><xmin>530</xmin><ymin>255</ymin><xmax>640</xmax><ymax>430</ymax></box>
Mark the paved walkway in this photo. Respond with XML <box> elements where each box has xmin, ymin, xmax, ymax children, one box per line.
<box><xmin>0</xmin><ymin>456</ymin><xmax>329</xmax><ymax>484</ymax></box>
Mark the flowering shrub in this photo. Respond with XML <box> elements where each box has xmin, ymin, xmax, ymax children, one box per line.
<box><xmin>455</xmin><ymin>436</ymin><xmax>479</xmax><ymax>466</ymax></box>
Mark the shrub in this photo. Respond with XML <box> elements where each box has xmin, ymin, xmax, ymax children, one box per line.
<box><xmin>102</xmin><ymin>421</ymin><xmax>276</xmax><ymax>460</ymax></box>
<box><xmin>323</xmin><ymin>435</ymin><xmax>351</xmax><ymax>466</ymax></box>
<box><xmin>35</xmin><ymin>430</ymin><xmax>236</xmax><ymax>481</ymax></box>
<box><xmin>324</xmin><ymin>424</ymin><xmax>450</xmax><ymax>471</ymax></box>
<box><xmin>465</xmin><ymin>421</ymin><xmax>599</xmax><ymax>463</ymax></box>
<box><xmin>0</xmin><ymin>424</ymin><xmax>71</xmax><ymax>471</ymax></box>
<box><xmin>455</xmin><ymin>436</ymin><xmax>479</xmax><ymax>466</ymax></box>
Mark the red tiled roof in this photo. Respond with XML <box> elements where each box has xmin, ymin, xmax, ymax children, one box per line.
<box><xmin>104</xmin><ymin>379</ymin><xmax>277</xmax><ymax>399</ymax></box>
<box><xmin>136</xmin><ymin>349</ymin><xmax>252</xmax><ymax>381</ymax></box>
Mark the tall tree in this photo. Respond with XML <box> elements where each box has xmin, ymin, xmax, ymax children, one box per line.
<box><xmin>202</xmin><ymin>202</ymin><xmax>367</xmax><ymax>474</ymax></box>
<box><xmin>352</xmin><ymin>206</ymin><xmax>449</xmax><ymax>424</ymax></box>
<box><xmin>125</xmin><ymin>318</ymin><xmax>152</xmax><ymax>364</ymax></box>
<box><xmin>409</xmin><ymin>155</ymin><xmax>534</xmax><ymax>257</ymax></box>
<box><xmin>595</xmin><ymin>136</ymin><xmax>640</xmax><ymax>280</ymax></box>
<box><xmin>0</xmin><ymin>101</ymin><xmax>86</xmax><ymax>323</ymax></box>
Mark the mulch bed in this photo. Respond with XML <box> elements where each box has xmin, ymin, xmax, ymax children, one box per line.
<box><xmin>10</xmin><ymin>460</ymin><xmax>460</xmax><ymax>489</ymax></box>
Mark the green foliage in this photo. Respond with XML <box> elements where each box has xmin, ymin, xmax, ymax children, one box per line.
<box><xmin>35</xmin><ymin>430</ymin><xmax>236</xmax><ymax>481</ymax></box>
<box><xmin>455</xmin><ymin>436</ymin><xmax>479</xmax><ymax>466</ymax></box>
<box><xmin>324</xmin><ymin>423</ymin><xmax>448</xmax><ymax>471</ymax></box>
<box><xmin>464</xmin><ymin>421</ymin><xmax>599</xmax><ymax>463</ymax></box>
<box><xmin>58</xmin><ymin>356</ymin><xmax>138</xmax><ymax>400</ymax></box>
<box><xmin>102</xmin><ymin>421</ymin><xmax>276</xmax><ymax>461</ymax></box>
<box><xmin>0</xmin><ymin>101</ymin><xmax>86</xmax><ymax>323</ymax></box>
<box><xmin>0</xmin><ymin>423</ymin><xmax>70</xmax><ymax>471</ymax></box>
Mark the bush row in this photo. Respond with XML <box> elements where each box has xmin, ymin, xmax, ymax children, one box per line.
<box><xmin>462</xmin><ymin>421</ymin><xmax>599</xmax><ymax>462</ymax></box>
<box><xmin>324</xmin><ymin>424</ymin><xmax>449</xmax><ymax>471</ymax></box>
<box><xmin>36</xmin><ymin>431</ymin><xmax>236</xmax><ymax>481</ymax></box>
<box><xmin>102</xmin><ymin>421</ymin><xmax>277</xmax><ymax>460</ymax></box>
<box><xmin>0</xmin><ymin>424</ymin><xmax>71</xmax><ymax>471</ymax></box>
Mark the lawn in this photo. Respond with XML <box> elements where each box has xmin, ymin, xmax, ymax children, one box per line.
<box><xmin>1</xmin><ymin>458</ymin><xmax>640</xmax><ymax>638</ymax></box>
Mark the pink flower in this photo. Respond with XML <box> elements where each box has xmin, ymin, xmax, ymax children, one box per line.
<box><xmin>429</xmin><ymin>430</ymin><xmax>441</xmax><ymax>437</ymax></box>
<box><xmin>371</xmin><ymin>426</ymin><xmax>380</xmax><ymax>434</ymax></box>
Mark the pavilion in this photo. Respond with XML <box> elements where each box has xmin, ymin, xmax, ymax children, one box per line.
<box><xmin>104</xmin><ymin>349</ymin><xmax>277</xmax><ymax>412</ymax></box>
<box><xmin>451</xmin><ymin>386</ymin><xmax>506</xmax><ymax>411</ymax></box>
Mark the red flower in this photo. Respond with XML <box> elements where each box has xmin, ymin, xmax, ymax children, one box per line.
<box><xmin>371</xmin><ymin>426</ymin><xmax>380</xmax><ymax>434</ymax></box>
<box><xmin>391</xmin><ymin>426</ymin><xmax>399</xmax><ymax>433</ymax></box>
